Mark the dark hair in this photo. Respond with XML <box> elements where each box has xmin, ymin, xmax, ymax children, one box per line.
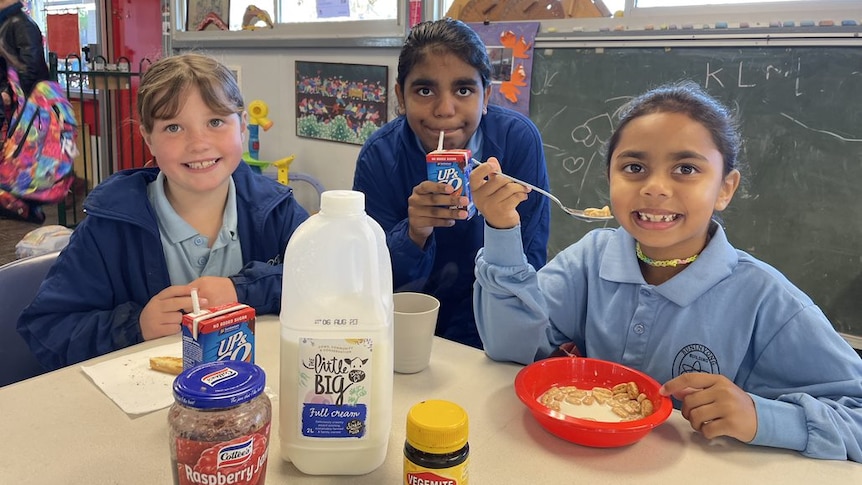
<box><xmin>605</xmin><ymin>82</ymin><xmax>742</xmax><ymax>176</ymax></box>
<box><xmin>397</xmin><ymin>18</ymin><xmax>491</xmax><ymax>90</ymax></box>
<box><xmin>137</xmin><ymin>53</ymin><xmax>244</xmax><ymax>133</ymax></box>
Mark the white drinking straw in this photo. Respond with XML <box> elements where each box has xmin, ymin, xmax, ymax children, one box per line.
<box><xmin>437</xmin><ymin>130</ymin><xmax>444</xmax><ymax>151</ymax></box>
<box><xmin>191</xmin><ymin>288</ymin><xmax>201</xmax><ymax>315</ymax></box>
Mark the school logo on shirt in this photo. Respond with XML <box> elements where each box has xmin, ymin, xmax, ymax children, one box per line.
<box><xmin>673</xmin><ymin>343</ymin><xmax>720</xmax><ymax>377</ymax></box>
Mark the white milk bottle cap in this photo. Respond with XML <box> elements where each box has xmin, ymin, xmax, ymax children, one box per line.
<box><xmin>320</xmin><ymin>190</ymin><xmax>364</xmax><ymax>216</ymax></box>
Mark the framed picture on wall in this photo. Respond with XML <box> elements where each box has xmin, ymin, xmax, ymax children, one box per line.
<box><xmin>295</xmin><ymin>61</ymin><xmax>388</xmax><ymax>146</ymax></box>
<box><xmin>186</xmin><ymin>0</ymin><xmax>230</xmax><ymax>31</ymax></box>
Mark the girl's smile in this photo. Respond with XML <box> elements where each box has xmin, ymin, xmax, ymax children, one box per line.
<box><xmin>635</xmin><ymin>210</ymin><xmax>681</xmax><ymax>226</ymax></box>
<box><xmin>184</xmin><ymin>159</ymin><xmax>219</xmax><ymax>170</ymax></box>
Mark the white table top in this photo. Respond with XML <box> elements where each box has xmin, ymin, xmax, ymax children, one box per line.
<box><xmin>0</xmin><ymin>316</ymin><xmax>859</xmax><ymax>484</ymax></box>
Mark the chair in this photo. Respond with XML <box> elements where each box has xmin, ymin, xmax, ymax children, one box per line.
<box><xmin>0</xmin><ymin>251</ymin><xmax>59</xmax><ymax>387</ymax></box>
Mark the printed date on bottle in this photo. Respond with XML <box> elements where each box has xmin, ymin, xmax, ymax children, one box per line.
<box><xmin>314</xmin><ymin>318</ymin><xmax>360</xmax><ymax>326</ymax></box>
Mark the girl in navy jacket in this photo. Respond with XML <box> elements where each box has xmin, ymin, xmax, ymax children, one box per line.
<box><xmin>353</xmin><ymin>18</ymin><xmax>550</xmax><ymax>348</ymax></box>
<box><xmin>18</xmin><ymin>54</ymin><xmax>308</xmax><ymax>370</ymax></box>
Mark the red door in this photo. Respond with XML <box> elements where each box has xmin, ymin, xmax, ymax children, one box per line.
<box><xmin>107</xmin><ymin>0</ymin><xmax>162</xmax><ymax>170</ymax></box>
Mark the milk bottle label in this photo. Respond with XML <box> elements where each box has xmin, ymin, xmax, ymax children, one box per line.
<box><xmin>298</xmin><ymin>338</ymin><xmax>373</xmax><ymax>439</ymax></box>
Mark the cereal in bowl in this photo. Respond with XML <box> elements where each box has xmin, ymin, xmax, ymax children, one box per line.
<box><xmin>538</xmin><ymin>381</ymin><xmax>655</xmax><ymax>422</ymax></box>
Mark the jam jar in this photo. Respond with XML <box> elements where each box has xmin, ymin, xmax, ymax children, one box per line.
<box><xmin>169</xmin><ymin>360</ymin><xmax>271</xmax><ymax>485</ymax></box>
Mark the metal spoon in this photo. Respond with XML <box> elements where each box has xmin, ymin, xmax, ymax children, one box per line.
<box><xmin>471</xmin><ymin>159</ymin><xmax>613</xmax><ymax>223</ymax></box>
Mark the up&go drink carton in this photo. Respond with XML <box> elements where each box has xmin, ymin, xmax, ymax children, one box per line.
<box><xmin>426</xmin><ymin>149</ymin><xmax>475</xmax><ymax>219</ymax></box>
<box><xmin>182</xmin><ymin>303</ymin><xmax>256</xmax><ymax>370</ymax></box>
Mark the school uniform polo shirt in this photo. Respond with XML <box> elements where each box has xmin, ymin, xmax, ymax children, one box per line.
<box><xmin>147</xmin><ymin>171</ymin><xmax>243</xmax><ymax>285</ymax></box>
<box><xmin>474</xmin><ymin>222</ymin><xmax>862</xmax><ymax>460</ymax></box>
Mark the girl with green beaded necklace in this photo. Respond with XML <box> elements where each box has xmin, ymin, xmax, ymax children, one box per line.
<box><xmin>607</xmin><ymin>82</ymin><xmax>739</xmax><ymax>287</ymax></box>
<box><xmin>470</xmin><ymin>82</ymin><xmax>862</xmax><ymax>461</ymax></box>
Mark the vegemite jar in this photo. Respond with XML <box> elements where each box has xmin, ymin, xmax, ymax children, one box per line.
<box><xmin>169</xmin><ymin>360</ymin><xmax>271</xmax><ymax>485</ymax></box>
<box><xmin>404</xmin><ymin>400</ymin><xmax>469</xmax><ymax>485</ymax></box>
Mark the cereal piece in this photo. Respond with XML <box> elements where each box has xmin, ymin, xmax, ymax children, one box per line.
<box><xmin>627</xmin><ymin>382</ymin><xmax>640</xmax><ymax>399</ymax></box>
<box><xmin>612</xmin><ymin>383</ymin><xmax>629</xmax><ymax>394</ymax></box>
<box><xmin>641</xmin><ymin>399</ymin><xmax>654</xmax><ymax>417</ymax></box>
<box><xmin>538</xmin><ymin>391</ymin><xmax>558</xmax><ymax>409</ymax></box>
<box><xmin>582</xmin><ymin>394</ymin><xmax>595</xmax><ymax>406</ymax></box>
<box><xmin>637</xmin><ymin>393</ymin><xmax>648</xmax><ymax>403</ymax></box>
<box><xmin>592</xmin><ymin>392</ymin><xmax>609</xmax><ymax>405</ymax></box>
<box><xmin>583</xmin><ymin>205</ymin><xmax>612</xmax><ymax>217</ymax></box>
<box><xmin>567</xmin><ymin>388</ymin><xmax>588</xmax><ymax>399</ymax></box>
<box><xmin>622</xmin><ymin>400</ymin><xmax>641</xmax><ymax>415</ymax></box>
<box><xmin>564</xmin><ymin>394</ymin><xmax>584</xmax><ymax>405</ymax></box>
<box><xmin>591</xmin><ymin>387</ymin><xmax>613</xmax><ymax>399</ymax></box>
<box><xmin>611</xmin><ymin>405</ymin><xmax>631</xmax><ymax>419</ymax></box>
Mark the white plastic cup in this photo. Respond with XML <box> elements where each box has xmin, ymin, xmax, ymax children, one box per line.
<box><xmin>393</xmin><ymin>292</ymin><xmax>440</xmax><ymax>374</ymax></box>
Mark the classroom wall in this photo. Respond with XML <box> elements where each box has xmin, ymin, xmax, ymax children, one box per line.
<box><xmin>178</xmin><ymin>47</ymin><xmax>401</xmax><ymax>212</ymax></box>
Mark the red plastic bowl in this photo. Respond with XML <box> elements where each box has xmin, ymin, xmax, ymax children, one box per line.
<box><xmin>515</xmin><ymin>357</ymin><xmax>673</xmax><ymax>448</ymax></box>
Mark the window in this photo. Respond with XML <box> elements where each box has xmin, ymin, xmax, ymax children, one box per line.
<box><xmin>172</xmin><ymin>0</ymin><xmax>406</xmax><ymax>46</ymax></box>
<box><xmin>39</xmin><ymin>0</ymin><xmax>98</xmax><ymax>49</ymax></box>
<box><xmin>439</xmin><ymin>0</ymin><xmax>856</xmax><ymax>18</ymax></box>
<box><xmin>182</xmin><ymin>0</ymin><xmax>398</xmax><ymax>31</ymax></box>
<box><xmin>635</xmin><ymin>0</ymin><xmax>811</xmax><ymax>6</ymax></box>
<box><xmin>279</xmin><ymin>0</ymin><xmax>398</xmax><ymax>23</ymax></box>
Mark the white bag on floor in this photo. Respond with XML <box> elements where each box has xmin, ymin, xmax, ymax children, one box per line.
<box><xmin>15</xmin><ymin>225</ymin><xmax>72</xmax><ymax>259</ymax></box>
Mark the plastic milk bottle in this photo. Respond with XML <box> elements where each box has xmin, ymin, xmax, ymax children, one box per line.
<box><xmin>279</xmin><ymin>190</ymin><xmax>394</xmax><ymax>475</ymax></box>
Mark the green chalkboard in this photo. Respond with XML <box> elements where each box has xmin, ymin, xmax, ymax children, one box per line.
<box><xmin>528</xmin><ymin>45</ymin><xmax>862</xmax><ymax>342</ymax></box>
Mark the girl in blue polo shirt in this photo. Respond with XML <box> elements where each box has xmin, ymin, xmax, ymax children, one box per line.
<box><xmin>353</xmin><ymin>18</ymin><xmax>550</xmax><ymax>349</ymax></box>
<box><xmin>18</xmin><ymin>54</ymin><xmax>309</xmax><ymax>370</ymax></box>
<box><xmin>471</xmin><ymin>82</ymin><xmax>862</xmax><ymax>461</ymax></box>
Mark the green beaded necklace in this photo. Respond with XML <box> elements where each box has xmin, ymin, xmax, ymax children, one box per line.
<box><xmin>636</xmin><ymin>242</ymin><xmax>699</xmax><ymax>268</ymax></box>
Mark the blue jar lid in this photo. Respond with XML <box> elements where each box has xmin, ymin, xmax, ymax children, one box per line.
<box><xmin>173</xmin><ymin>361</ymin><xmax>266</xmax><ymax>410</ymax></box>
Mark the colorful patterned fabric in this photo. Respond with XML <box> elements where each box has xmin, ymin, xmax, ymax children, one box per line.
<box><xmin>0</xmin><ymin>67</ymin><xmax>77</xmax><ymax>203</ymax></box>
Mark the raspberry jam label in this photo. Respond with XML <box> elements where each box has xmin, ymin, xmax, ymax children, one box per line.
<box><xmin>297</xmin><ymin>338</ymin><xmax>373</xmax><ymax>439</ymax></box>
<box><xmin>173</xmin><ymin>424</ymin><xmax>270</xmax><ymax>485</ymax></box>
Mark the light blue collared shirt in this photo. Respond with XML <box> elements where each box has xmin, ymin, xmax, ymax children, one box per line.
<box><xmin>474</xmin><ymin>222</ymin><xmax>862</xmax><ymax>461</ymax></box>
<box><xmin>146</xmin><ymin>171</ymin><xmax>243</xmax><ymax>285</ymax></box>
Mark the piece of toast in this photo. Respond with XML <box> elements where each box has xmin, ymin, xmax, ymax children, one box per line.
<box><xmin>149</xmin><ymin>356</ymin><xmax>183</xmax><ymax>375</ymax></box>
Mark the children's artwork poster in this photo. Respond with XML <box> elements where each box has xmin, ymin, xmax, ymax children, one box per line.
<box><xmin>295</xmin><ymin>61</ymin><xmax>388</xmax><ymax>146</ymax></box>
<box><xmin>468</xmin><ymin>22</ymin><xmax>539</xmax><ymax>117</ymax></box>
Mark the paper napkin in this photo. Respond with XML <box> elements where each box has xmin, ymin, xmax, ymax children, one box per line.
<box><xmin>81</xmin><ymin>342</ymin><xmax>181</xmax><ymax>416</ymax></box>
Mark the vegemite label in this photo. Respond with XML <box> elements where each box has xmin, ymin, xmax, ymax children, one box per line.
<box><xmin>404</xmin><ymin>458</ymin><xmax>469</xmax><ymax>485</ymax></box>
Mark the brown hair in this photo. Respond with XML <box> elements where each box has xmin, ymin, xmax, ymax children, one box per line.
<box><xmin>136</xmin><ymin>53</ymin><xmax>244</xmax><ymax>133</ymax></box>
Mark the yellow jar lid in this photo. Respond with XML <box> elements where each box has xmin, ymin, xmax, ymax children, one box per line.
<box><xmin>406</xmin><ymin>400</ymin><xmax>469</xmax><ymax>454</ymax></box>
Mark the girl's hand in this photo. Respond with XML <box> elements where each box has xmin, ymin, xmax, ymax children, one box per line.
<box><xmin>406</xmin><ymin>181</ymin><xmax>469</xmax><ymax>248</ymax></box>
<box><xmin>469</xmin><ymin>157</ymin><xmax>529</xmax><ymax>230</ymax></box>
<box><xmin>139</xmin><ymin>285</ymin><xmax>207</xmax><ymax>340</ymax></box>
<box><xmin>660</xmin><ymin>372</ymin><xmax>757</xmax><ymax>443</ymax></box>
<box><xmin>187</xmin><ymin>276</ymin><xmax>238</xmax><ymax>308</ymax></box>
